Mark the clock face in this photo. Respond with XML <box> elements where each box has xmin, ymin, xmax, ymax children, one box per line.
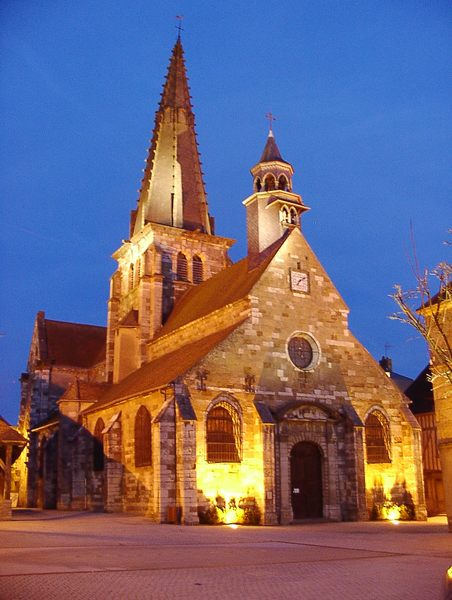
<box><xmin>290</xmin><ymin>270</ymin><xmax>309</xmax><ymax>293</ymax></box>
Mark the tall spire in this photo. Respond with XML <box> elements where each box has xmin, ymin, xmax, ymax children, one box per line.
<box><xmin>132</xmin><ymin>37</ymin><xmax>212</xmax><ymax>236</ymax></box>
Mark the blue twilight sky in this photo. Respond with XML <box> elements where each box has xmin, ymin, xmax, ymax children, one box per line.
<box><xmin>1</xmin><ymin>1</ymin><xmax>451</xmax><ymax>424</ymax></box>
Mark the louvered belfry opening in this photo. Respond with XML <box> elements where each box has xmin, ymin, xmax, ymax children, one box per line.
<box><xmin>93</xmin><ymin>418</ymin><xmax>105</xmax><ymax>471</ymax></box>
<box><xmin>192</xmin><ymin>255</ymin><xmax>203</xmax><ymax>284</ymax></box>
<box><xmin>206</xmin><ymin>404</ymin><xmax>240</xmax><ymax>463</ymax></box>
<box><xmin>365</xmin><ymin>412</ymin><xmax>391</xmax><ymax>463</ymax></box>
<box><xmin>134</xmin><ymin>406</ymin><xmax>152</xmax><ymax>467</ymax></box>
<box><xmin>177</xmin><ymin>252</ymin><xmax>188</xmax><ymax>281</ymax></box>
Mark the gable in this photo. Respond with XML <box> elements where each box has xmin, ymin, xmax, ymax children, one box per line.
<box><xmin>156</xmin><ymin>233</ymin><xmax>288</xmax><ymax>338</ymax></box>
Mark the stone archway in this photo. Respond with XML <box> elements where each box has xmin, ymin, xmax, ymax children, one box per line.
<box><xmin>290</xmin><ymin>441</ymin><xmax>323</xmax><ymax>519</ymax></box>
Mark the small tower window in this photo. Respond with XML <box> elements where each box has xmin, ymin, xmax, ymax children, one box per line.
<box><xmin>255</xmin><ymin>177</ymin><xmax>262</xmax><ymax>192</ymax></box>
<box><xmin>206</xmin><ymin>402</ymin><xmax>241</xmax><ymax>463</ymax></box>
<box><xmin>278</xmin><ymin>175</ymin><xmax>288</xmax><ymax>190</ymax></box>
<box><xmin>134</xmin><ymin>406</ymin><xmax>152</xmax><ymax>467</ymax></box>
<box><xmin>264</xmin><ymin>174</ymin><xmax>276</xmax><ymax>191</ymax></box>
<box><xmin>93</xmin><ymin>418</ymin><xmax>105</xmax><ymax>471</ymax></box>
<box><xmin>177</xmin><ymin>252</ymin><xmax>188</xmax><ymax>281</ymax></box>
<box><xmin>280</xmin><ymin>206</ymin><xmax>290</xmax><ymax>225</ymax></box>
<box><xmin>365</xmin><ymin>411</ymin><xmax>391</xmax><ymax>463</ymax></box>
<box><xmin>290</xmin><ymin>207</ymin><xmax>298</xmax><ymax>225</ymax></box>
<box><xmin>193</xmin><ymin>255</ymin><xmax>203</xmax><ymax>284</ymax></box>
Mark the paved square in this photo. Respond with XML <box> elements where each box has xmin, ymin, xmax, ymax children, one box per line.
<box><xmin>0</xmin><ymin>512</ymin><xmax>450</xmax><ymax>599</ymax></box>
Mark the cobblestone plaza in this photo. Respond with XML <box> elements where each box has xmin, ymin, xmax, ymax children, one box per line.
<box><xmin>0</xmin><ymin>512</ymin><xmax>450</xmax><ymax>599</ymax></box>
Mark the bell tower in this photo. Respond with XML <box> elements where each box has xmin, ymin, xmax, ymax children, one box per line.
<box><xmin>243</xmin><ymin>125</ymin><xmax>309</xmax><ymax>257</ymax></box>
<box><xmin>106</xmin><ymin>36</ymin><xmax>234</xmax><ymax>383</ymax></box>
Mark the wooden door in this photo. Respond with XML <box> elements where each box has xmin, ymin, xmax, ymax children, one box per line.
<box><xmin>290</xmin><ymin>442</ymin><xmax>323</xmax><ymax>519</ymax></box>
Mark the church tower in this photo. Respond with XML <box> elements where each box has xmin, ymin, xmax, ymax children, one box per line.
<box><xmin>106</xmin><ymin>37</ymin><xmax>234</xmax><ymax>383</ymax></box>
<box><xmin>243</xmin><ymin>126</ymin><xmax>309</xmax><ymax>257</ymax></box>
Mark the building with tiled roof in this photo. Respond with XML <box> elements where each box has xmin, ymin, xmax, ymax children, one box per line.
<box><xmin>17</xmin><ymin>36</ymin><xmax>427</xmax><ymax>524</ymax></box>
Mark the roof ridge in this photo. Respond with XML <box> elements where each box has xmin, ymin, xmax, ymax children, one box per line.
<box><xmin>45</xmin><ymin>319</ymin><xmax>106</xmax><ymax>330</ymax></box>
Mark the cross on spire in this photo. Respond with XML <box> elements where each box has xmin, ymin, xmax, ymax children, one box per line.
<box><xmin>176</xmin><ymin>15</ymin><xmax>184</xmax><ymax>38</ymax></box>
<box><xmin>265</xmin><ymin>112</ymin><xmax>276</xmax><ymax>134</ymax></box>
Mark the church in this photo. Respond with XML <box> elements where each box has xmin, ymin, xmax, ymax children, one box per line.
<box><xmin>16</xmin><ymin>36</ymin><xmax>427</xmax><ymax>525</ymax></box>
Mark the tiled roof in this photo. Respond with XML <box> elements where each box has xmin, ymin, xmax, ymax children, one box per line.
<box><xmin>31</xmin><ymin>412</ymin><xmax>59</xmax><ymax>432</ymax></box>
<box><xmin>157</xmin><ymin>233</ymin><xmax>288</xmax><ymax>338</ymax></box>
<box><xmin>44</xmin><ymin>319</ymin><xmax>106</xmax><ymax>368</ymax></box>
<box><xmin>259</xmin><ymin>132</ymin><xmax>288</xmax><ymax>164</ymax></box>
<box><xmin>59</xmin><ymin>380</ymin><xmax>111</xmax><ymax>403</ymax></box>
<box><xmin>0</xmin><ymin>416</ymin><xmax>27</xmax><ymax>445</ymax></box>
<box><xmin>83</xmin><ymin>324</ymin><xmax>244</xmax><ymax>414</ymax></box>
<box><xmin>405</xmin><ymin>366</ymin><xmax>434</xmax><ymax>413</ymax></box>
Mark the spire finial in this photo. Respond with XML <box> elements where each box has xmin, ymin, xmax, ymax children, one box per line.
<box><xmin>265</xmin><ymin>112</ymin><xmax>276</xmax><ymax>136</ymax></box>
<box><xmin>176</xmin><ymin>15</ymin><xmax>184</xmax><ymax>39</ymax></box>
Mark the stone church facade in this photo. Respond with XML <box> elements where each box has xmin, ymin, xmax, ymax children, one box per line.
<box><xmin>17</xmin><ymin>37</ymin><xmax>427</xmax><ymax>525</ymax></box>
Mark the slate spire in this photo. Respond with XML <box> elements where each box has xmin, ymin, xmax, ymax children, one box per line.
<box><xmin>132</xmin><ymin>37</ymin><xmax>212</xmax><ymax>236</ymax></box>
<box><xmin>259</xmin><ymin>129</ymin><xmax>286</xmax><ymax>163</ymax></box>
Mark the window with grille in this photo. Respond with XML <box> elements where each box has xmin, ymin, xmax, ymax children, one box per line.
<box><xmin>192</xmin><ymin>255</ymin><xmax>203</xmax><ymax>284</ymax></box>
<box><xmin>206</xmin><ymin>403</ymin><xmax>241</xmax><ymax>463</ymax></box>
<box><xmin>135</xmin><ymin>406</ymin><xmax>152</xmax><ymax>467</ymax></box>
<box><xmin>177</xmin><ymin>252</ymin><xmax>188</xmax><ymax>281</ymax></box>
<box><xmin>135</xmin><ymin>258</ymin><xmax>141</xmax><ymax>283</ymax></box>
<box><xmin>93</xmin><ymin>418</ymin><xmax>105</xmax><ymax>471</ymax></box>
<box><xmin>128</xmin><ymin>264</ymin><xmax>134</xmax><ymax>291</ymax></box>
<box><xmin>365</xmin><ymin>411</ymin><xmax>391</xmax><ymax>463</ymax></box>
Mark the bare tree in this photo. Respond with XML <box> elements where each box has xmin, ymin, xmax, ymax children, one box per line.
<box><xmin>390</xmin><ymin>231</ymin><xmax>451</xmax><ymax>389</ymax></box>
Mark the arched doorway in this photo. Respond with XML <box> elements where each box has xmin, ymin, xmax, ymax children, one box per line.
<box><xmin>290</xmin><ymin>442</ymin><xmax>323</xmax><ymax>519</ymax></box>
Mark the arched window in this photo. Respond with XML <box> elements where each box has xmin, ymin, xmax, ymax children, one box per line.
<box><xmin>264</xmin><ymin>174</ymin><xmax>276</xmax><ymax>191</ymax></box>
<box><xmin>290</xmin><ymin>207</ymin><xmax>298</xmax><ymax>225</ymax></box>
<box><xmin>177</xmin><ymin>252</ymin><xmax>188</xmax><ymax>281</ymax></box>
<box><xmin>93</xmin><ymin>418</ymin><xmax>105</xmax><ymax>471</ymax></box>
<box><xmin>134</xmin><ymin>406</ymin><xmax>152</xmax><ymax>467</ymax></box>
<box><xmin>255</xmin><ymin>177</ymin><xmax>262</xmax><ymax>192</ymax></box>
<box><xmin>192</xmin><ymin>255</ymin><xmax>203</xmax><ymax>284</ymax></box>
<box><xmin>206</xmin><ymin>402</ymin><xmax>241</xmax><ymax>463</ymax></box>
<box><xmin>128</xmin><ymin>264</ymin><xmax>134</xmax><ymax>291</ymax></box>
<box><xmin>365</xmin><ymin>411</ymin><xmax>391</xmax><ymax>463</ymax></box>
<box><xmin>278</xmin><ymin>175</ymin><xmax>288</xmax><ymax>190</ymax></box>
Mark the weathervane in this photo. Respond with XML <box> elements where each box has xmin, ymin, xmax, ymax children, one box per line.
<box><xmin>176</xmin><ymin>15</ymin><xmax>184</xmax><ymax>37</ymax></box>
<box><xmin>265</xmin><ymin>111</ymin><xmax>276</xmax><ymax>133</ymax></box>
